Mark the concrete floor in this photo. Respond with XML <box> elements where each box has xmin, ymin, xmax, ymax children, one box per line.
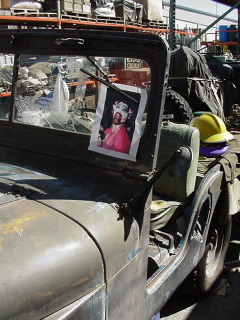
<box><xmin>161</xmin><ymin>270</ymin><xmax>240</xmax><ymax>320</ymax></box>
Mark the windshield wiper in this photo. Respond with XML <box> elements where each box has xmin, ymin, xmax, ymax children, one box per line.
<box><xmin>56</xmin><ymin>38</ymin><xmax>139</xmax><ymax>104</ymax></box>
<box><xmin>56</xmin><ymin>38</ymin><xmax>115</xmax><ymax>82</ymax></box>
<box><xmin>85</xmin><ymin>56</ymin><xmax>109</xmax><ymax>82</ymax></box>
<box><xmin>80</xmin><ymin>68</ymin><xmax>139</xmax><ymax>104</ymax></box>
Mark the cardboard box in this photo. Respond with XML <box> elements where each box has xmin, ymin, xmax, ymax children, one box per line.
<box><xmin>137</xmin><ymin>0</ymin><xmax>163</xmax><ymax>21</ymax></box>
<box><xmin>60</xmin><ymin>0</ymin><xmax>72</xmax><ymax>12</ymax></box>
<box><xmin>85</xmin><ymin>95</ymin><xmax>96</xmax><ymax>109</ymax></box>
<box><xmin>132</xmin><ymin>68</ymin><xmax>151</xmax><ymax>81</ymax></box>
<box><xmin>115</xmin><ymin>69</ymin><xmax>133</xmax><ymax>80</ymax></box>
<box><xmin>60</xmin><ymin>0</ymin><xmax>91</xmax><ymax>14</ymax></box>
<box><xmin>114</xmin><ymin>0</ymin><xmax>143</xmax><ymax>23</ymax></box>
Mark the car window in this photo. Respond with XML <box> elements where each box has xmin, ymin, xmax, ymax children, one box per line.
<box><xmin>0</xmin><ymin>54</ymin><xmax>14</xmax><ymax>120</ymax></box>
<box><xmin>13</xmin><ymin>55</ymin><xmax>151</xmax><ymax>135</ymax></box>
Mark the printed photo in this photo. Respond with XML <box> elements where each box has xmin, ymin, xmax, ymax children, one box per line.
<box><xmin>88</xmin><ymin>83</ymin><xmax>147</xmax><ymax>161</ymax></box>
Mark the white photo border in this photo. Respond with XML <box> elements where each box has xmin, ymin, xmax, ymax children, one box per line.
<box><xmin>88</xmin><ymin>83</ymin><xmax>147</xmax><ymax>162</ymax></box>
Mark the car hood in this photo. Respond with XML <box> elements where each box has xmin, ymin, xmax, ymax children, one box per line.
<box><xmin>0</xmin><ymin>161</ymin><xmax>142</xmax><ymax>319</ymax></box>
<box><xmin>0</xmin><ymin>195</ymin><xmax>104</xmax><ymax>320</ymax></box>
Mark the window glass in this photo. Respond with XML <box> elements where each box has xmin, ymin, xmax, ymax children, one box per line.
<box><xmin>0</xmin><ymin>54</ymin><xmax>14</xmax><ymax>119</ymax></box>
<box><xmin>14</xmin><ymin>55</ymin><xmax>151</xmax><ymax>136</ymax></box>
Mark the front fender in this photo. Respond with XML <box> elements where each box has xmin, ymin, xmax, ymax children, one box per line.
<box><xmin>43</xmin><ymin>285</ymin><xmax>106</xmax><ymax>320</ymax></box>
<box><xmin>189</xmin><ymin>164</ymin><xmax>224</xmax><ymax>252</ymax></box>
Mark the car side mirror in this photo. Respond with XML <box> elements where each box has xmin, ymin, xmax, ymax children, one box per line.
<box><xmin>118</xmin><ymin>146</ymin><xmax>193</xmax><ymax>218</ymax></box>
<box><xmin>167</xmin><ymin>146</ymin><xmax>193</xmax><ymax>178</ymax></box>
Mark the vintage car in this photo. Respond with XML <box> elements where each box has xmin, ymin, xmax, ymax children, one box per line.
<box><xmin>0</xmin><ymin>29</ymin><xmax>239</xmax><ymax>320</ymax></box>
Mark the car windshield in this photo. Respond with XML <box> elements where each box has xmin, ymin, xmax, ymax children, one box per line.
<box><xmin>8</xmin><ymin>55</ymin><xmax>150</xmax><ymax>134</ymax></box>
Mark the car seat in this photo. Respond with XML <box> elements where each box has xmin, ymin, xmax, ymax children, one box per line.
<box><xmin>151</xmin><ymin>121</ymin><xmax>200</xmax><ymax>230</ymax></box>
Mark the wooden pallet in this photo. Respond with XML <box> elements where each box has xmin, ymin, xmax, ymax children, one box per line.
<box><xmin>10</xmin><ymin>8</ymin><xmax>57</xmax><ymax>18</ymax></box>
<box><xmin>0</xmin><ymin>11</ymin><xmax>170</xmax><ymax>33</ymax></box>
<box><xmin>61</xmin><ymin>14</ymin><xmax>94</xmax><ymax>23</ymax></box>
<box><xmin>95</xmin><ymin>16</ymin><xmax>123</xmax><ymax>25</ymax></box>
<box><xmin>61</xmin><ymin>9</ymin><xmax>91</xmax><ymax>17</ymax></box>
<box><xmin>126</xmin><ymin>21</ymin><xmax>144</xmax><ymax>27</ymax></box>
<box><xmin>0</xmin><ymin>9</ymin><xmax>11</xmax><ymax>16</ymax></box>
<box><xmin>143</xmin><ymin>20</ymin><xmax>167</xmax><ymax>29</ymax></box>
<box><xmin>62</xmin><ymin>14</ymin><xmax>125</xmax><ymax>25</ymax></box>
<box><xmin>11</xmin><ymin>8</ymin><xmax>39</xmax><ymax>16</ymax></box>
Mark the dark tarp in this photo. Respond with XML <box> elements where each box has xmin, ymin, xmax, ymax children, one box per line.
<box><xmin>168</xmin><ymin>46</ymin><xmax>224</xmax><ymax>117</ymax></box>
<box><xmin>197</xmin><ymin>135</ymin><xmax>240</xmax><ymax>216</ymax></box>
<box><xmin>205</xmin><ymin>54</ymin><xmax>238</xmax><ymax>116</ymax></box>
<box><xmin>198</xmin><ymin>136</ymin><xmax>240</xmax><ymax>179</ymax></box>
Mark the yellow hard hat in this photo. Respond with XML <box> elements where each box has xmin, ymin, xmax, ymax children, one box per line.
<box><xmin>192</xmin><ymin>114</ymin><xmax>233</xmax><ymax>144</ymax></box>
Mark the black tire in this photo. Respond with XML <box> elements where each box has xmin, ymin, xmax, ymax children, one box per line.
<box><xmin>179</xmin><ymin>215</ymin><xmax>232</xmax><ymax>297</ymax></box>
<box><xmin>164</xmin><ymin>89</ymin><xmax>194</xmax><ymax>123</ymax></box>
<box><xmin>196</xmin><ymin>215</ymin><xmax>232</xmax><ymax>293</ymax></box>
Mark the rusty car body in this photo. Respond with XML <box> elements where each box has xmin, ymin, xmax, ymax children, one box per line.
<box><xmin>0</xmin><ymin>29</ymin><xmax>239</xmax><ymax>320</ymax></box>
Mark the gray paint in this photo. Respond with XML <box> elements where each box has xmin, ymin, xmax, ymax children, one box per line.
<box><xmin>0</xmin><ymin>29</ymin><xmax>237</xmax><ymax>320</ymax></box>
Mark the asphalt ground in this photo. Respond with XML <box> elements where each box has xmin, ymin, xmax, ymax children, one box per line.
<box><xmin>161</xmin><ymin>214</ymin><xmax>240</xmax><ymax>320</ymax></box>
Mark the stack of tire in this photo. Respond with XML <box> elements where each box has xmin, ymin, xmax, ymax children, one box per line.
<box><xmin>164</xmin><ymin>88</ymin><xmax>194</xmax><ymax>124</ymax></box>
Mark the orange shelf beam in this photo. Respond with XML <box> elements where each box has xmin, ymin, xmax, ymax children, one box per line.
<box><xmin>0</xmin><ymin>15</ymin><xmax>196</xmax><ymax>36</ymax></box>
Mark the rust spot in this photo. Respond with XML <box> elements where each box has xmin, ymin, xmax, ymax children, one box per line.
<box><xmin>36</xmin><ymin>291</ymin><xmax>54</xmax><ymax>298</ymax></box>
<box><xmin>0</xmin><ymin>214</ymin><xmax>33</xmax><ymax>250</ymax></box>
<box><xmin>73</xmin><ymin>277</ymin><xmax>89</xmax><ymax>287</ymax></box>
<box><xmin>0</xmin><ymin>216</ymin><xmax>31</xmax><ymax>235</ymax></box>
<box><xmin>59</xmin><ymin>277</ymin><xmax>89</xmax><ymax>291</ymax></box>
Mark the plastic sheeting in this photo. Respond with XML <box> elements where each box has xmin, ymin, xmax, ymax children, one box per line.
<box><xmin>92</xmin><ymin>0</ymin><xmax>115</xmax><ymax>17</ymax></box>
<box><xmin>136</xmin><ymin>0</ymin><xmax>163</xmax><ymax>21</ymax></box>
<box><xmin>11</xmin><ymin>1</ymin><xmax>42</xmax><ymax>9</ymax></box>
<box><xmin>168</xmin><ymin>46</ymin><xmax>224</xmax><ymax>118</ymax></box>
<box><xmin>90</xmin><ymin>0</ymin><xmax>115</xmax><ymax>16</ymax></box>
<box><xmin>51</xmin><ymin>74</ymin><xmax>69</xmax><ymax>113</ymax></box>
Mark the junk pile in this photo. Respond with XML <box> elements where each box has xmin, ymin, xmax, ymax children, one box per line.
<box><xmin>192</xmin><ymin>113</ymin><xmax>233</xmax><ymax>158</ymax></box>
<box><xmin>0</xmin><ymin>67</ymin><xmax>12</xmax><ymax>94</ymax></box>
<box><xmin>226</xmin><ymin>104</ymin><xmax>240</xmax><ymax>131</ymax></box>
<box><xmin>14</xmin><ymin>60</ymin><xmax>94</xmax><ymax>132</ymax></box>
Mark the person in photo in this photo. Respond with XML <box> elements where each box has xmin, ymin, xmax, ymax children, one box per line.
<box><xmin>98</xmin><ymin>101</ymin><xmax>132</xmax><ymax>154</ymax></box>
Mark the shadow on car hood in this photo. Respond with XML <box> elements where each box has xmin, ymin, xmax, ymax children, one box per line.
<box><xmin>0</xmin><ymin>197</ymin><xmax>104</xmax><ymax>320</ymax></box>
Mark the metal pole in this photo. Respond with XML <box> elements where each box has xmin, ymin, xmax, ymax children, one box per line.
<box><xmin>187</xmin><ymin>0</ymin><xmax>240</xmax><ymax>47</ymax></box>
<box><xmin>237</xmin><ymin>8</ymin><xmax>240</xmax><ymax>59</ymax></box>
<box><xmin>169</xmin><ymin>0</ymin><xmax>176</xmax><ymax>50</ymax></box>
<box><xmin>57</xmin><ymin>0</ymin><xmax>61</xmax><ymax>29</ymax></box>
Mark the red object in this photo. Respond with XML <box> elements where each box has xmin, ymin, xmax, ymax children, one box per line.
<box><xmin>0</xmin><ymin>92</ymin><xmax>11</xmax><ymax>97</ymax></box>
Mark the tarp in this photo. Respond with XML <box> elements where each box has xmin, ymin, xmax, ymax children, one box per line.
<box><xmin>198</xmin><ymin>135</ymin><xmax>240</xmax><ymax>215</ymax></box>
<box><xmin>205</xmin><ymin>54</ymin><xmax>238</xmax><ymax>116</ymax></box>
<box><xmin>168</xmin><ymin>46</ymin><xmax>224</xmax><ymax>117</ymax></box>
<box><xmin>92</xmin><ymin>0</ymin><xmax>115</xmax><ymax>17</ymax></box>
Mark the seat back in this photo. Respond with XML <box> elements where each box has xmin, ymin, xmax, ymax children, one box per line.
<box><xmin>153</xmin><ymin>122</ymin><xmax>200</xmax><ymax>202</ymax></box>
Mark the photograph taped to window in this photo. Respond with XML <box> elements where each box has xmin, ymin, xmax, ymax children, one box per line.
<box><xmin>88</xmin><ymin>84</ymin><xmax>147</xmax><ymax>161</ymax></box>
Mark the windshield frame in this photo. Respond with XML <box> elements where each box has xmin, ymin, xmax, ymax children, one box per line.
<box><xmin>0</xmin><ymin>29</ymin><xmax>169</xmax><ymax>173</ymax></box>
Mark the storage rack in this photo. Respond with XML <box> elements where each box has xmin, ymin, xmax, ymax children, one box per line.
<box><xmin>0</xmin><ymin>10</ymin><xmax>196</xmax><ymax>38</ymax></box>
